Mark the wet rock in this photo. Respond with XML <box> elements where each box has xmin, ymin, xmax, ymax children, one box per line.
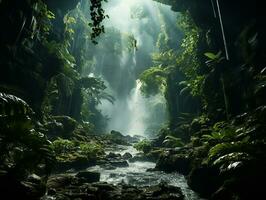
<box><xmin>211</xmin><ymin>186</ymin><xmax>235</xmax><ymax>200</ymax></box>
<box><xmin>47</xmin><ymin>188</ymin><xmax>57</xmax><ymax>196</ymax></box>
<box><xmin>122</xmin><ymin>152</ymin><xmax>133</xmax><ymax>160</ymax></box>
<box><xmin>129</xmin><ymin>155</ymin><xmax>151</xmax><ymax>162</ymax></box>
<box><xmin>54</xmin><ymin>155</ymin><xmax>96</xmax><ymax>172</ymax></box>
<box><xmin>75</xmin><ymin>171</ymin><xmax>100</xmax><ymax>183</ymax></box>
<box><xmin>106</xmin><ymin>130</ymin><xmax>130</xmax><ymax>145</ymax></box>
<box><xmin>187</xmin><ymin>165</ymin><xmax>222</xmax><ymax>198</ymax></box>
<box><xmin>101</xmin><ymin>164</ymin><xmax>116</xmax><ymax>170</ymax></box>
<box><xmin>20</xmin><ymin>180</ymin><xmax>46</xmax><ymax>199</ymax></box>
<box><xmin>106</xmin><ymin>152</ymin><xmax>121</xmax><ymax>159</ymax></box>
<box><xmin>45</xmin><ymin>174</ymin><xmax>185</xmax><ymax>200</ymax></box>
<box><xmin>92</xmin><ymin>182</ymin><xmax>116</xmax><ymax>191</ymax></box>
<box><xmin>110</xmin><ymin>160</ymin><xmax>129</xmax><ymax>167</ymax></box>
<box><xmin>124</xmin><ymin>135</ymin><xmax>142</xmax><ymax>143</ymax></box>
<box><xmin>47</xmin><ymin>174</ymin><xmax>73</xmax><ymax>189</ymax></box>
<box><xmin>27</xmin><ymin>174</ymin><xmax>42</xmax><ymax>185</ymax></box>
<box><xmin>45</xmin><ymin>116</ymin><xmax>77</xmax><ymax>139</ymax></box>
<box><xmin>155</xmin><ymin>153</ymin><xmax>191</xmax><ymax>175</ymax></box>
<box><xmin>143</xmin><ymin>183</ymin><xmax>184</xmax><ymax>200</ymax></box>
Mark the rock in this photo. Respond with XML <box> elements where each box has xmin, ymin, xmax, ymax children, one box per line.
<box><xmin>144</xmin><ymin>183</ymin><xmax>184</xmax><ymax>200</ymax></box>
<box><xmin>45</xmin><ymin>174</ymin><xmax>184</xmax><ymax>200</ymax></box>
<box><xmin>53</xmin><ymin>116</ymin><xmax>77</xmax><ymax>134</ymax></box>
<box><xmin>51</xmin><ymin>194</ymin><xmax>71</xmax><ymax>200</ymax></box>
<box><xmin>45</xmin><ymin>116</ymin><xmax>77</xmax><ymax>139</ymax></box>
<box><xmin>27</xmin><ymin>174</ymin><xmax>42</xmax><ymax>185</ymax></box>
<box><xmin>102</xmin><ymin>164</ymin><xmax>116</xmax><ymax>170</ymax></box>
<box><xmin>106</xmin><ymin>152</ymin><xmax>121</xmax><ymax>159</ymax></box>
<box><xmin>47</xmin><ymin>188</ymin><xmax>57</xmax><ymax>196</ymax></box>
<box><xmin>124</xmin><ymin>135</ymin><xmax>141</xmax><ymax>143</ymax></box>
<box><xmin>92</xmin><ymin>182</ymin><xmax>116</xmax><ymax>191</ymax></box>
<box><xmin>211</xmin><ymin>186</ymin><xmax>235</xmax><ymax>200</ymax></box>
<box><xmin>122</xmin><ymin>152</ymin><xmax>133</xmax><ymax>160</ymax></box>
<box><xmin>110</xmin><ymin>160</ymin><xmax>129</xmax><ymax>167</ymax></box>
<box><xmin>155</xmin><ymin>153</ymin><xmax>191</xmax><ymax>175</ymax></box>
<box><xmin>110</xmin><ymin>130</ymin><xmax>124</xmax><ymax>137</ymax></box>
<box><xmin>129</xmin><ymin>155</ymin><xmax>151</xmax><ymax>163</ymax></box>
<box><xmin>187</xmin><ymin>165</ymin><xmax>222</xmax><ymax>198</ymax></box>
<box><xmin>105</xmin><ymin>130</ymin><xmax>141</xmax><ymax>145</ymax></box>
<box><xmin>47</xmin><ymin>174</ymin><xmax>73</xmax><ymax>189</ymax></box>
<box><xmin>55</xmin><ymin>154</ymin><xmax>96</xmax><ymax>172</ymax></box>
<box><xmin>75</xmin><ymin>171</ymin><xmax>100</xmax><ymax>183</ymax></box>
<box><xmin>21</xmin><ymin>180</ymin><xmax>46</xmax><ymax>199</ymax></box>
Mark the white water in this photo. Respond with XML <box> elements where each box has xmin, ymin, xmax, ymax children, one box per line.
<box><xmin>100</xmin><ymin>80</ymin><xmax>153</xmax><ymax>136</ymax></box>
<box><xmin>88</xmin><ymin>145</ymin><xmax>204</xmax><ymax>200</ymax></box>
<box><xmin>95</xmin><ymin>0</ymin><xmax>173</xmax><ymax>136</ymax></box>
<box><xmin>127</xmin><ymin>80</ymin><xmax>149</xmax><ymax>135</ymax></box>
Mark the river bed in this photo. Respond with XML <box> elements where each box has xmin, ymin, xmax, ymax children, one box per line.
<box><xmin>87</xmin><ymin>145</ymin><xmax>204</xmax><ymax>200</ymax></box>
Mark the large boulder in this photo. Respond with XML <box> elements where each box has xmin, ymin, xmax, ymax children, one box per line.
<box><xmin>187</xmin><ymin>165</ymin><xmax>222</xmax><ymax>198</ymax></box>
<box><xmin>45</xmin><ymin>116</ymin><xmax>77</xmax><ymax>139</ymax></box>
<box><xmin>155</xmin><ymin>148</ymin><xmax>192</xmax><ymax>175</ymax></box>
<box><xmin>110</xmin><ymin>160</ymin><xmax>129</xmax><ymax>167</ymax></box>
<box><xmin>0</xmin><ymin>172</ymin><xmax>46</xmax><ymax>200</ymax></box>
<box><xmin>54</xmin><ymin>154</ymin><xmax>96</xmax><ymax>172</ymax></box>
<box><xmin>75</xmin><ymin>171</ymin><xmax>100</xmax><ymax>183</ymax></box>
<box><xmin>122</xmin><ymin>152</ymin><xmax>133</xmax><ymax>160</ymax></box>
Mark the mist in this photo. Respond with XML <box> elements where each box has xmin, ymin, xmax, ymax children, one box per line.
<box><xmin>80</xmin><ymin>0</ymin><xmax>179</xmax><ymax>136</ymax></box>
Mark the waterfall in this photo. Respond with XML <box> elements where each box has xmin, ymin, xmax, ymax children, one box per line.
<box><xmin>94</xmin><ymin>0</ymin><xmax>175</xmax><ymax>136</ymax></box>
<box><xmin>127</xmin><ymin>80</ymin><xmax>148</xmax><ymax>136</ymax></box>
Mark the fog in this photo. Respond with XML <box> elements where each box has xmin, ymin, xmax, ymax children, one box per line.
<box><xmin>81</xmin><ymin>0</ymin><xmax>179</xmax><ymax>136</ymax></box>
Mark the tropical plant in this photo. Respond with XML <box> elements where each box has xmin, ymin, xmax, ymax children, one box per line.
<box><xmin>50</xmin><ymin>138</ymin><xmax>75</xmax><ymax>154</ymax></box>
<box><xmin>254</xmin><ymin>68</ymin><xmax>266</xmax><ymax>96</ymax></box>
<box><xmin>134</xmin><ymin>139</ymin><xmax>152</xmax><ymax>154</ymax></box>
<box><xmin>88</xmin><ymin>0</ymin><xmax>109</xmax><ymax>44</ymax></box>
<box><xmin>139</xmin><ymin>66</ymin><xmax>167</xmax><ymax>96</ymax></box>
<box><xmin>0</xmin><ymin>93</ymin><xmax>54</xmax><ymax>180</ymax></box>
<box><xmin>202</xmin><ymin>121</ymin><xmax>236</xmax><ymax>144</ymax></box>
<box><xmin>162</xmin><ymin>135</ymin><xmax>184</xmax><ymax>147</ymax></box>
<box><xmin>204</xmin><ymin>51</ymin><xmax>224</xmax><ymax>68</ymax></box>
<box><xmin>50</xmin><ymin>138</ymin><xmax>104</xmax><ymax>161</ymax></box>
<box><xmin>79</xmin><ymin>141</ymin><xmax>104</xmax><ymax>159</ymax></box>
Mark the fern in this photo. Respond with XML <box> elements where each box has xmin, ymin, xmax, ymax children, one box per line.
<box><xmin>162</xmin><ymin>135</ymin><xmax>184</xmax><ymax>147</ymax></box>
<box><xmin>0</xmin><ymin>93</ymin><xmax>32</xmax><ymax>116</ymax></box>
<box><xmin>202</xmin><ymin>122</ymin><xmax>237</xmax><ymax>143</ymax></box>
<box><xmin>213</xmin><ymin>152</ymin><xmax>251</xmax><ymax>167</ymax></box>
<box><xmin>208</xmin><ymin>141</ymin><xmax>246</xmax><ymax>163</ymax></box>
<box><xmin>0</xmin><ymin>93</ymin><xmax>54</xmax><ymax>179</ymax></box>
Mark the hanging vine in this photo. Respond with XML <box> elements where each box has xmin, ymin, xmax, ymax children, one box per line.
<box><xmin>89</xmin><ymin>0</ymin><xmax>109</xmax><ymax>44</ymax></box>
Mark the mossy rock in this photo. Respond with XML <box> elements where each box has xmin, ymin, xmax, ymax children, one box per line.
<box><xmin>54</xmin><ymin>154</ymin><xmax>96</xmax><ymax>172</ymax></box>
<box><xmin>45</xmin><ymin>116</ymin><xmax>78</xmax><ymax>139</ymax></box>
<box><xmin>104</xmin><ymin>130</ymin><xmax>130</xmax><ymax>145</ymax></box>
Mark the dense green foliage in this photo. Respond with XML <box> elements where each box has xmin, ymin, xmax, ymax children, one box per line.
<box><xmin>0</xmin><ymin>0</ymin><xmax>264</xmax><ymax>199</ymax></box>
<box><xmin>134</xmin><ymin>139</ymin><xmax>152</xmax><ymax>153</ymax></box>
<box><xmin>0</xmin><ymin>93</ymin><xmax>54</xmax><ymax>180</ymax></box>
<box><xmin>50</xmin><ymin>138</ymin><xmax>104</xmax><ymax>161</ymax></box>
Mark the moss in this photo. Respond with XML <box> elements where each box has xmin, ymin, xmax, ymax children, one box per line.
<box><xmin>134</xmin><ymin>139</ymin><xmax>152</xmax><ymax>154</ymax></box>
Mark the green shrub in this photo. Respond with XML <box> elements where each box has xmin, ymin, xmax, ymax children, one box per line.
<box><xmin>134</xmin><ymin>139</ymin><xmax>152</xmax><ymax>153</ymax></box>
<box><xmin>50</xmin><ymin>138</ymin><xmax>75</xmax><ymax>154</ymax></box>
<box><xmin>79</xmin><ymin>142</ymin><xmax>104</xmax><ymax>159</ymax></box>
<box><xmin>0</xmin><ymin>93</ymin><xmax>54</xmax><ymax>179</ymax></box>
<box><xmin>162</xmin><ymin>135</ymin><xmax>184</xmax><ymax>148</ymax></box>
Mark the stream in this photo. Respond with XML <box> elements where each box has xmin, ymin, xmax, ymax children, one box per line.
<box><xmin>87</xmin><ymin>145</ymin><xmax>204</xmax><ymax>200</ymax></box>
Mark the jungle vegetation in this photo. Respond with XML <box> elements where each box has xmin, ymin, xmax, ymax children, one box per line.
<box><xmin>0</xmin><ymin>0</ymin><xmax>264</xmax><ymax>200</ymax></box>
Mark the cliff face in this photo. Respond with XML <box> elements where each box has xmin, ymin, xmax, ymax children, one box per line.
<box><xmin>44</xmin><ymin>0</ymin><xmax>80</xmax><ymax>13</ymax></box>
<box><xmin>153</xmin><ymin>0</ymin><xmax>262</xmax><ymax>117</ymax></box>
<box><xmin>0</xmin><ymin>0</ymin><xmax>82</xmax><ymax>115</ymax></box>
<box><xmin>153</xmin><ymin>0</ymin><xmax>259</xmax><ymax>63</ymax></box>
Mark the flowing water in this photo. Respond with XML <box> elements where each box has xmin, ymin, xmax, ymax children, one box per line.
<box><xmin>88</xmin><ymin>145</ymin><xmax>204</xmax><ymax>200</ymax></box>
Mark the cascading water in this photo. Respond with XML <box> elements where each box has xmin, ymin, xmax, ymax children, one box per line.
<box><xmin>127</xmin><ymin>80</ymin><xmax>148</xmax><ymax>135</ymax></box>
<box><xmin>95</xmin><ymin>0</ymin><xmax>177</xmax><ymax>136</ymax></box>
